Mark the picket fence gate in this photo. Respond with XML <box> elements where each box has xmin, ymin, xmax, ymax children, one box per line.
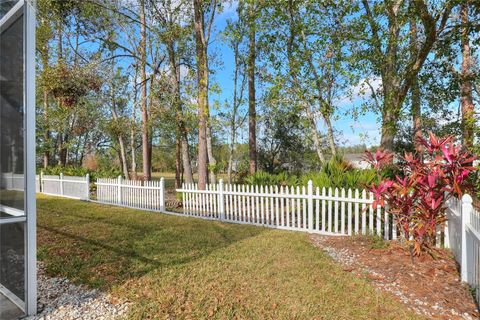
<box><xmin>40</xmin><ymin>172</ymin><xmax>90</xmax><ymax>200</ymax></box>
<box><xmin>95</xmin><ymin>176</ymin><xmax>165</xmax><ymax>212</ymax></box>
<box><xmin>176</xmin><ymin>180</ymin><xmax>398</xmax><ymax>239</ymax></box>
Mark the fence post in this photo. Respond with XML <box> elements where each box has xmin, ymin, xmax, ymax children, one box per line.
<box><xmin>59</xmin><ymin>173</ymin><xmax>64</xmax><ymax>196</ymax></box>
<box><xmin>218</xmin><ymin>179</ymin><xmax>225</xmax><ymax>221</ymax></box>
<box><xmin>160</xmin><ymin>177</ymin><xmax>165</xmax><ymax>211</ymax></box>
<box><xmin>85</xmin><ymin>174</ymin><xmax>90</xmax><ymax>201</ymax></box>
<box><xmin>461</xmin><ymin>193</ymin><xmax>472</xmax><ymax>282</ymax></box>
<box><xmin>117</xmin><ymin>175</ymin><xmax>122</xmax><ymax>205</ymax></box>
<box><xmin>308</xmin><ymin>180</ymin><xmax>313</xmax><ymax>231</ymax></box>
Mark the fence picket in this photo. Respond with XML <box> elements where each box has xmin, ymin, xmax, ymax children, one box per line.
<box><xmin>315</xmin><ymin>187</ymin><xmax>320</xmax><ymax>231</ymax></box>
<box><xmin>245</xmin><ymin>185</ymin><xmax>251</xmax><ymax>222</ymax></box>
<box><xmin>354</xmin><ymin>189</ymin><xmax>360</xmax><ymax>234</ymax></box>
<box><xmin>275</xmin><ymin>186</ymin><xmax>279</xmax><ymax>226</ymax></box>
<box><xmin>348</xmin><ymin>189</ymin><xmax>353</xmax><ymax>236</ymax></box>
<box><xmin>289</xmin><ymin>186</ymin><xmax>294</xmax><ymax>227</ymax></box>
<box><xmin>259</xmin><ymin>186</ymin><xmax>265</xmax><ymax>225</ymax></box>
<box><xmin>376</xmin><ymin>202</ymin><xmax>381</xmax><ymax>237</ymax></box>
<box><xmin>327</xmin><ymin>188</ymin><xmax>333</xmax><ymax>233</ymax></box>
<box><xmin>392</xmin><ymin>214</ymin><xmax>397</xmax><ymax>240</ymax></box>
<box><xmin>384</xmin><ymin>204</ymin><xmax>390</xmax><ymax>239</ymax></box>
<box><xmin>341</xmin><ymin>188</ymin><xmax>346</xmax><ymax>234</ymax></box>
<box><xmin>235</xmin><ymin>184</ymin><xmax>239</xmax><ymax>220</ymax></box>
<box><xmin>321</xmin><ymin>187</ymin><xmax>326</xmax><ymax>232</ymax></box>
<box><xmin>334</xmin><ymin>188</ymin><xmax>339</xmax><ymax>233</ymax></box>
<box><xmin>279</xmin><ymin>186</ymin><xmax>285</xmax><ymax>227</ymax></box>
<box><xmin>361</xmin><ymin>189</ymin><xmax>367</xmax><ymax>235</ymax></box>
<box><xmin>269</xmin><ymin>186</ymin><xmax>274</xmax><ymax>226</ymax></box>
<box><xmin>285</xmin><ymin>186</ymin><xmax>290</xmax><ymax>227</ymax></box>
<box><xmin>369</xmin><ymin>192</ymin><xmax>374</xmax><ymax>234</ymax></box>
<box><xmin>302</xmin><ymin>186</ymin><xmax>307</xmax><ymax>229</ymax></box>
<box><xmin>263</xmin><ymin>186</ymin><xmax>268</xmax><ymax>225</ymax></box>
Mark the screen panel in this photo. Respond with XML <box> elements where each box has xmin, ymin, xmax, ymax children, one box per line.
<box><xmin>0</xmin><ymin>12</ymin><xmax>24</xmax><ymax>216</ymax></box>
<box><xmin>0</xmin><ymin>1</ymin><xmax>27</xmax><ymax>315</ymax></box>
<box><xmin>0</xmin><ymin>222</ymin><xmax>25</xmax><ymax>300</ymax></box>
<box><xmin>0</xmin><ymin>1</ymin><xmax>19</xmax><ymax>20</ymax></box>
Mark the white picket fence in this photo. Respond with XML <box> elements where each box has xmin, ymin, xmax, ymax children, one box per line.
<box><xmin>0</xmin><ymin>172</ymin><xmax>25</xmax><ymax>191</ymax></box>
<box><xmin>36</xmin><ymin>175</ymin><xmax>41</xmax><ymax>192</ymax></box>
<box><xmin>177</xmin><ymin>180</ymin><xmax>397</xmax><ymax>238</ymax></box>
<box><xmin>447</xmin><ymin>194</ymin><xmax>480</xmax><ymax>306</ymax></box>
<box><xmin>40</xmin><ymin>173</ymin><xmax>90</xmax><ymax>200</ymax></box>
<box><xmin>95</xmin><ymin>177</ymin><xmax>165</xmax><ymax>211</ymax></box>
<box><xmin>39</xmin><ymin>173</ymin><xmax>479</xmax><ymax>305</ymax></box>
<box><xmin>1</xmin><ymin>172</ymin><xmax>42</xmax><ymax>192</ymax></box>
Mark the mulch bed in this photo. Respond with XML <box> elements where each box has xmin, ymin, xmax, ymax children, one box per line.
<box><xmin>310</xmin><ymin>234</ymin><xmax>479</xmax><ymax>320</ymax></box>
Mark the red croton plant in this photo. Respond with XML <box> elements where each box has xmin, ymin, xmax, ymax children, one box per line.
<box><xmin>364</xmin><ymin>133</ymin><xmax>477</xmax><ymax>256</ymax></box>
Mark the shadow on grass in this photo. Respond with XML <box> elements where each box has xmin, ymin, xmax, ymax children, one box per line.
<box><xmin>36</xmin><ymin>196</ymin><xmax>265</xmax><ymax>289</ymax></box>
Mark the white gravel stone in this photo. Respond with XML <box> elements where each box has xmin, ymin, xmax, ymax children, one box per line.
<box><xmin>22</xmin><ymin>264</ymin><xmax>129</xmax><ymax>320</ymax></box>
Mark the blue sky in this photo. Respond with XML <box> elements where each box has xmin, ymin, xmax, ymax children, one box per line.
<box><xmin>208</xmin><ymin>3</ymin><xmax>381</xmax><ymax>148</ymax></box>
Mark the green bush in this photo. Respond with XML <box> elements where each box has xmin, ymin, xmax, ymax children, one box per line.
<box><xmin>39</xmin><ymin>165</ymin><xmax>122</xmax><ymax>181</ymax></box>
<box><xmin>243</xmin><ymin>158</ymin><xmax>378</xmax><ymax>190</ymax></box>
<box><xmin>243</xmin><ymin>171</ymin><xmax>299</xmax><ymax>186</ymax></box>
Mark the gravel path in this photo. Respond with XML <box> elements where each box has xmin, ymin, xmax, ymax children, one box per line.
<box><xmin>23</xmin><ymin>264</ymin><xmax>129</xmax><ymax>320</ymax></box>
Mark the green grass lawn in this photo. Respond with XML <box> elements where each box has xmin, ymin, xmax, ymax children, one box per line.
<box><xmin>37</xmin><ymin>194</ymin><xmax>421</xmax><ymax>319</ymax></box>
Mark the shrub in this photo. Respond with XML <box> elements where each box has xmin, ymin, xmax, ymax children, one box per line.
<box><xmin>242</xmin><ymin>158</ymin><xmax>379</xmax><ymax>190</ymax></box>
<box><xmin>243</xmin><ymin>171</ymin><xmax>299</xmax><ymax>186</ymax></box>
<box><xmin>39</xmin><ymin>165</ymin><xmax>122</xmax><ymax>181</ymax></box>
<box><xmin>365</xmin><ymin>133</ymin><xmax>476</xmax><ymax>256</ymax></box>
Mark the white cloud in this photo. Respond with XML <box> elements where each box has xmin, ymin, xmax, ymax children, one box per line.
<box><xmin>222</xmin><ymin>0</ymin><xmax>238</xmax><ymax>15</ymax></box>
<box><xmin>335</xmin><ymin>77</ymin><xmax>383</xmax><ymax>108</ymax></box>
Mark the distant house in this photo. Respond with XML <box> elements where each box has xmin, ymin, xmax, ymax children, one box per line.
<box><xmin>343</xmin><ymin>154</ymin><xmax>371</xmax><ymax>169</ymax></box>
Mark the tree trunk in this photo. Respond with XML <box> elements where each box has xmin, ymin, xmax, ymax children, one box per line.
<box><xmin>130</xmin><ymin>123</ymin><xmax>138</xmax><ymax>180</ymax></box>
<box><xmin>118</xmin><ymin>137</ymin><xmax>129</xmax><ymax>179</ymax></box>
<box><xmin>380</xmin><ymin>103</ymin><xmax>397</xmax><ymax>152</ymax></box>
<box><xmin>131</xmin><ymin>67</ymin><xmax>139</xmax><ymax>180</ymax></box>
<box><xmin>139</xmin><ymin>0</ymin><xmax>151</xmax><ymax>181</ymax></box>
<box><xmin>207</xmin><ymin>124</ymin><xmax>216</xmax><ymax>184</ymax></box>
<box><xmin>193</xmin><ymin>0</ymin><xmax>209</xmax><ymax>190</ymax></box>
<box><xmin>175</xmin><ymin>134</ymin><xmax>182</xmax><ymax>188</ymax></box>
<box><xmin>43</xmin><ymin>89</ymin><xmax>50</xmax><ymax>169</ymax></box>
<box><xmin>59</xmin><ymin>134</ymin><xmax>68</xmax><ymax>167</ymax></box>
<box><xmin>410</xmin><ymin>10</ymin><xmax>422</xmax><ymax>153</ymax></box>
<box><xmin>167</xmin><ymin>41</ymin><xmax>193</xmax><ymax>186</ymax></box>
<box><xmin>228</xmin><ymin>121</ymin><xmax>236</xmax><ymax>184</ymax></box>
<box><xmin>79</xmin><ymin>132</ymin><xmax>88</xmax><ymax>166</ymax></box>
<box><xmin>109</xmin><ymin>54</ymin><xmax>130</xmax><ymax>179</ymax></box>
<box><xmin>111</xmin><ymin>107</ymin><xmax>129</xmax><ymax>179</ymax></box>
<box><xmin>286</xmin><ymin>0</ymin><xmax>326</xmax><ymax>163</ymax></box>
<box><xmin>56</xmin><ymin>23</ymin><xmax>65</xmax><ymax>166</ymax></box>
<box><xmin>460</xmin><ymin>2</ymin><xmax>474</xmax><ymax>150</ymax></box>
<box><xmin>248</xmin><ymin>0</ymin><xmax>257</xmax><ymax>174</ymax></box>
<box><xmin>181</xmin><ymin>133</ymin><xmax>193</xmax><ymax>183</ymax></box>
<box><xmin>324</xmin><ymin>112</ymin><xmax>336</xmax><ymax>158</ymax></box>
<box><xmin>305</xmin><ymin>104</ymin><xmax>326</xmax><ymax>163</ymax></box>
<box><xmin>411</xmin><ymin>81</ymin><xmax>422</xmax><ymax>151</ymax></box>
<box><xmin>228</xmin><ymin>39</ymin><xmax>241</xmax><ymax>184</ymax></box>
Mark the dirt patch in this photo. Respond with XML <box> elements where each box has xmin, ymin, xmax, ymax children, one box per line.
<box><xmin>310</xmin><ymin>234</ymin><xmax>479</xmax><ymax>320</ymax></box>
